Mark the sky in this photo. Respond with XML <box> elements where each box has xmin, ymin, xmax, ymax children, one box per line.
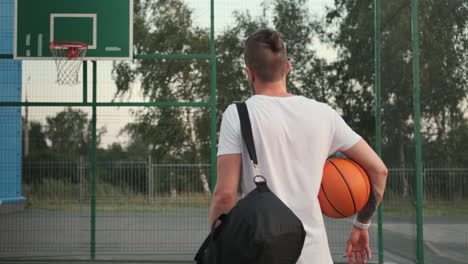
<box><xmin>22</xmin><ymin>0</ymin><xmax>336</xmax><ymax>148</ymax></box>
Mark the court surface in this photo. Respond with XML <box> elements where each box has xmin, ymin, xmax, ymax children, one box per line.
<box><xmin>1</xmin><ymin>208</ymin><xmax>467</xmax><ymax>263</ymax></box>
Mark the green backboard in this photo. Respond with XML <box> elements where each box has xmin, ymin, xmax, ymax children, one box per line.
<box><xmin>14</xmin><ymin>0</ymin><xmax>133</xmax><ymax>60</ymax></box>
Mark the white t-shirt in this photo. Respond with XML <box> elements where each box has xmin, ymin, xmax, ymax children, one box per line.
<box><xmin>217</xmin><ymin>95</ymin><xmax>361</xmax><ymax>264</ymax></box>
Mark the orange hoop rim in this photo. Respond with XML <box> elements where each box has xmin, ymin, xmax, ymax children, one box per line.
<box><xmin>49</xmin><ymin>41</ymin><xmax>88</xmax><ymax>49</ymax></box>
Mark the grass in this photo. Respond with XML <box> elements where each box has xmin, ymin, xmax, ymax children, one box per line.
<box><xmin>24</xmin><ymin>180</ymin><xmax>468</xmax><ymax>216</ymax></box>
<box><xmin>25</xmin><ymin>196</ymin><xmax>211</xmax><ymax>213</ymax></box>
<box><xmin>23</xmin><ymin>179</ymin><xmax>211</xmax><ymax>212</ymax></box>
<box><xmin>383</xmin><ymin>207</ymin><xmax>468</xmax><ymax>216</ymax></box>
<box><xmin>25</xmin><ymin>201</ymin><xmax>209</xmax><ymax>213</ymax></box>
<box><xmin>383</xmin><ymin>201</ymin><xmax>468</xmax><ymax>216</ymax></box>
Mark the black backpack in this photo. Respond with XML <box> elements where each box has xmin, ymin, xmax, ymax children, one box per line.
<box><xmin>194</xmin><ymin>101</ymin><xmax>306</xmax><ymax>264</ymax></box>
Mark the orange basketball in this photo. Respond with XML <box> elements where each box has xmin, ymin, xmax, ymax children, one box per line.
<box><xmin>318</xmin><ymin>157</ymin><xmax>370</xmax><ymax>219</ymax></box>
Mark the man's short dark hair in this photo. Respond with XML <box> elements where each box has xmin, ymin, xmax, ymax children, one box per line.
<box><xmin>244</xmin><ymin>28</ymin><xmax>288</xmax><ymax>82</ymax></box>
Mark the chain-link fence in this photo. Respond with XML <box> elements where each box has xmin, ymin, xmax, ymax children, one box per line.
<box><xmin>378</xmin><ymin>0</ymin><xmax>468</xmax><ymax>263</ymax></box>
<box><xmin>3</xmin><ymin>160</ymin><xmax>468</xmax><ymax>262</ymax></box>
<box><xmin>1</xmin><ymin>0</ymin><xmax>467</xmax><ymax>263</ymax></box>
<box><xmin>3</xmin><ymin>161</ymin><xmax>211</xmax><ymax>260</ymax></box>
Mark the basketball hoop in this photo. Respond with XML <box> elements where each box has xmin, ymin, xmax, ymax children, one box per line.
<box><xmin>49</xmin><ymin>41</ymin><xmax>88</xmax><ymax>85</ymax></box>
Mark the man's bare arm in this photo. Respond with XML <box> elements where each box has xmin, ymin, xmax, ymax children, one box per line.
<box><xmin>209</xmin><ymin>154</ymin><xmax>242</xmax><ymax>226</ymax></box>
<box><xmin>343</xmin><ymin>139</ymin><xmax>388</xmax><ymax>223</ymax></box>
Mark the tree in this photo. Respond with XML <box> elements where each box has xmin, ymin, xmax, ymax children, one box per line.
<box><xmin>216</xmin><ymin>11</ymin><xmax>267</xmax><ymax>112</ymax></box>
<box><xmin>121</xmin><ymin>107</ymin><xmax>188</xmax><ymax>161</ymax></box>
<box><xmin>22</xmin><ymin>120</ymin><xmax>49</xmax><ymax>160</ymax></box>
<box><xmin>112</xmin><ymin>0</ymin><xmax>333</xmax><ymax>193</ymax></box>
<box><xmin>216</xmin><ymin>0</ymin><xmax>328</xmax><ymax>111</ymax></box>
<box><xmin>22</xmin><ymin>110</ymin><xmax>105</xmax><ymax>184</ymax></box>
<box><xmin>273</xmin><ymin>0</ymin><xmax>330</xmax><ymax>100</ymax></box>
<box><xmin>113</xmin><ymin>0</ymin><xmax>212</xmax><ymax>193</ymax></box>
<box><xmin>45</xmin><ymin>107</ymin><xmax>106</xmax><ymax>158</ymax></box>
<box><xmin>322</xmin><ymin>0</ymin><xmax>468</xmax><ymax>166</ymax></box>
<box><xmin>97</xmin><ymin>142</ymin><xmax>128</xmax><ymax>161</ymax></box>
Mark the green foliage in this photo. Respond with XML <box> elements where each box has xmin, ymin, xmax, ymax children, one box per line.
<box><xmin>45</xmin><ymin>107</ymin><xmax>106</xmax><ymax>158</ymax></box>
<box><xmin>112</xmin><ymin>0</ymin><xmax>332</xmax><ymax>166</ymax></box>
<box><xmin>22</xmin><ymin>120</ymin><xmax>49</xmax><ymax>159</ymax></box>
<box><xmin>423</xmin><ymin>119</ymin><xmax>468</xmax><ymax>166</ymax></box>
<box><xmin>110</xmin><ymin>0</ymin><xmax>468</xmax><ymax>168</ymax></box>
<box><xmin>273</xmin><ymin>0</ymin><xmax>329</xmax><ymax>99</ymax></box>
<box><xmin>216</xmin><ymin>11</ymin><xmax>267</xmax><ymax>112</ymax></box>
<box><xmin>113</xmin><ymin>0</ymin><xmax>211</xmax><ymax>163</ymax></box>
<box><xmin>216</xmin><ymin>0</ymin><xmax>328</xmax><ymax>110</ymax></box>
<box><xmin>323</xmin><ymin>0</ymin><xmax>468</xmax><ymax>166</ymax></box>
<box><xmin>23</xmin><ymin>107</ymin><xmax>106</xmax><ymax>160</ymax></box>
<box><xmin>19</xmin><ymin>0</ymin><xmax>468</xmax><ymax>199</ymax></box>
<box><xmin>98</xmin><ymin>142</ymin><xmax>128</xmax><ymax>161</ymax></box>
<box><xmin>22</xmin><ymin>108</ymin><xmax>108</xmax><ymax>183</ymax></box>
<box><xmin>46</xmin><ymin>108</ymin><xmax>87</xmax><ymax>156</ymax></box>
<box><xmin>122</xmin><ymin>107</ymin><xmax>188</xmax><ymax>161</ymax></box>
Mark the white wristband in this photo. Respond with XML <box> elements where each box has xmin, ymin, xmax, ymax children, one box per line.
<box><xmin>353</xmin><ymin>216</ymin><xmax>371</xmax><ymax>230</ymax></box>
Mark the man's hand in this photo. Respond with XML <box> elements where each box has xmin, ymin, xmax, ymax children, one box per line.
<box><xmin>343</xmin><ymin>226</ymin><xmax>371</xmax><ymax>264</ymax></box>
<box><xmin>341</xmin><ymin>139</ymin><xmax>387</xmax><ymax>263</ymax></box>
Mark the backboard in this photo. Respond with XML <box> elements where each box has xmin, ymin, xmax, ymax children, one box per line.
<box><xmin>14</xmin><ymin>0</ymin><xmax>133</xmax><ymax>60</ymax></box>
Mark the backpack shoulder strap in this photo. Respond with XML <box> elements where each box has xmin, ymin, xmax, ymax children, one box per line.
<box><xmin>235</xmin><ymin>101</ymin><xmax>258</xmax><ymax>165</ymax></box>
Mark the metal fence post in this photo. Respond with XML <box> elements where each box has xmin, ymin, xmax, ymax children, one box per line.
<box><xmin>154</xmin><ymin>162</ymin><xmax>157</xmax><ymax>199</ymax></box>
<box><xmin>411</xmin><ymin>0</ymin><xmax>425</xmax><ymax>262</ymax></box>
<box><xmin>209</xmin><ymin>0</ymin><xmax>217</xmax><ymax>192</ymax></box>
<box><xmin>83</xmin><ymin>61</ymin><xmax>87</xmax><ymax>103</ymax></box>
<box><xmin>90</xmin><ymin>60</ymin><xmax>97</xmax><ymax>261</ymax></box>
<box><xmin>373</xmin><ymin>0</ymin><xmax>384</xmax><ymax>262</ymax></box>
<box><xmin>79</xmin><ymin>156</ymin><xmax>84</xmax><ymax>201</ymax></box>
<box><xmin>147</xmin><ymin>155</ymin><xmax>154</xmax><ymax>200</ymax></box>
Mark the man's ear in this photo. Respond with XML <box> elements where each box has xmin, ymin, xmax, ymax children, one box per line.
<box><xmin>246</xmin><ymin>66</ymin><xmax>255</xmax><ymax>82</ymax></box>
<box><xmin>285</xmin><ymin>61</ymin><xmax>292</xmax><ymax>75</ymax></box>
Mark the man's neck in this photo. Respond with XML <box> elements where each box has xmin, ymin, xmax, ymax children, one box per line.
<box><xmin>254</xmin><ymin>80</ymin><xmax>293</xmax><ymax>97</ymax></box>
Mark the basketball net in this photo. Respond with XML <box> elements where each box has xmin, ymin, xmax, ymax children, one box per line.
<box><xmin>49</xmin><ymin>41</ymin><xmax>88</xmax><ymax>85</ymax></box>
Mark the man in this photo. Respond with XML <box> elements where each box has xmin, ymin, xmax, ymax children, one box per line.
<box><xmin>210</xmin><ymin>28</ymin><xmax>388</xmax><ymax>264</ymax></box>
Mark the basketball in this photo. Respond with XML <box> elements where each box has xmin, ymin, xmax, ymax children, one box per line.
<box><xmin>318</xmin><ymin>157</ymin><xmax>370</xmax><ymax>219</ymax></box>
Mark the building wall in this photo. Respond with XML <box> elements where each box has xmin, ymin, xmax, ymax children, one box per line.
<box><xmin>0</xmin><ymin>0</ymin><xmax>25</xmax><ymax>206</ymax></box>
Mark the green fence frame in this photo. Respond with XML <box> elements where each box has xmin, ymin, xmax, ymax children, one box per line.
<box><xmin>373</xmin><ymin>0</ymin><xmax>425</xmax><ymax>263</ymax></box>
<box><xmin>410</xmin><ymin>0</ymin><xmax>424</xmax><ymax>262</ymax></box>
<box><xmin>0</xmin><ymin>0</ymin><xmax>430</xmax><ymax>263</ymax></box>
<box><xmin>373</xmin><ymin>0</ymin><xmax>384</xmax><ymax>263</ymax></box>
<box><xmin>0</xmin><ymin>0</ymin><xmax>217</xmax><ymax>262</ymax></box>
